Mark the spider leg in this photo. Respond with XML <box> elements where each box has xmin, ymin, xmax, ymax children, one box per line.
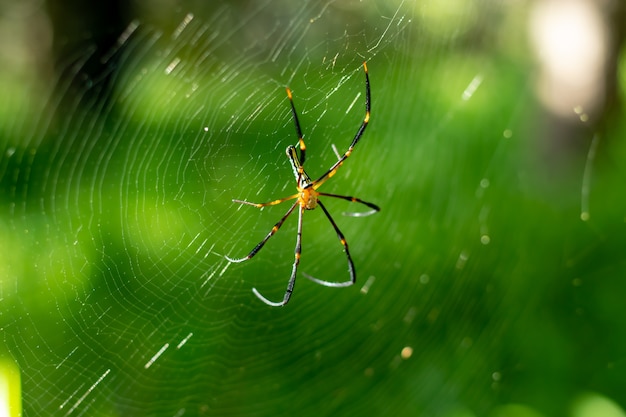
<box><xmin>318</xmin><ymin>192</ymin><xmax>380</xmax><ymax>217</ymax></box>
<box><xmin>225</xmin><ymin>201</ymin><xmax>299</xmax><ymax>263</ymax></box>
<box><xmin>253</xmin><ymin>204</ymin><xmax>304</xmax><ymax>306</ymax></box>
<box><xmin>303</xmin><ymin>200</ymin><xmax>355</xmax><ymax>288</ymax></box>
<box><xmin>232</xmin><ymin>193</ymin><xmax>298</xmax><ymax>209</ymax></box>
<box><xmin>313</xmin><ymin>62</ymin><xmax>370</xmax><ymax>188</ymax></box>
<box><xmin>286</xmin><ymin>87</ymin><xmax>307</xmax><ymax>169</ymax></box>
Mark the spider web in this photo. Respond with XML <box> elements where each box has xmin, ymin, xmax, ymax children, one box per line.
<box><xmin>2</xmin><ymin>0</ymin><xmax>626</xmax><ymax>416</ymax></box>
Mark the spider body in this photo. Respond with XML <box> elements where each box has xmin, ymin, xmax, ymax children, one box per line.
<box><xmin>288</xmin><ymin>146</ymin><xmax>320</xmax><ymax>210</ymax></box>
<box><xmin>298</xmin><ymin>186</ymin><xmax>319</xmax><ymax>210</ymax></box>
<box><xmin>226</xmin><ymin>62</ymin><xmax>379</xmax><ymax>307</ymax></box>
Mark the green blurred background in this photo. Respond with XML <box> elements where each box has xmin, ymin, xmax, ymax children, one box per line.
<box><xmin>1</xmin><ymin>0</ymin><xmax>626</xmax><ymax>416</ymax></box>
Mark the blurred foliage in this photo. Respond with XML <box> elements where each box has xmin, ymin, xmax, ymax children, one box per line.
<box><xmin>1</xmin><ymin>0</ymin><xmax>626</xmax><ymax>416</ymax></box>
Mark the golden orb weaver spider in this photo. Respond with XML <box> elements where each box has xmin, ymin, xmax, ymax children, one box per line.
<box><xmin>225</xmin><ymin>62</ymin><xmax>379</xmax><ymax>307</ymax></box>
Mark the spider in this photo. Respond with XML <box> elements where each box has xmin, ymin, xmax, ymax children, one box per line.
<box><xmin>225</xmin><ymin>61</ymin><xmax>379</xmax><ymax>307</ymax></box>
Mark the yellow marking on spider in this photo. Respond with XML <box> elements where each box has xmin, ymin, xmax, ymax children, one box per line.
<box><xmin>298</xmin><ymin>187</ymin><xmax>319</xmax><ymax>210</ymax></box>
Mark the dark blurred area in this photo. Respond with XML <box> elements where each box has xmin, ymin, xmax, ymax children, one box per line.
<box><xmin>46</xmin><ymin>0</ymin><xmax>128</xmax><ymax>65</ymax></box>
<box><xmin>25</xmin><ymin>0</ymin><xmax>626</xmax><ymax>150</ymax></box>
